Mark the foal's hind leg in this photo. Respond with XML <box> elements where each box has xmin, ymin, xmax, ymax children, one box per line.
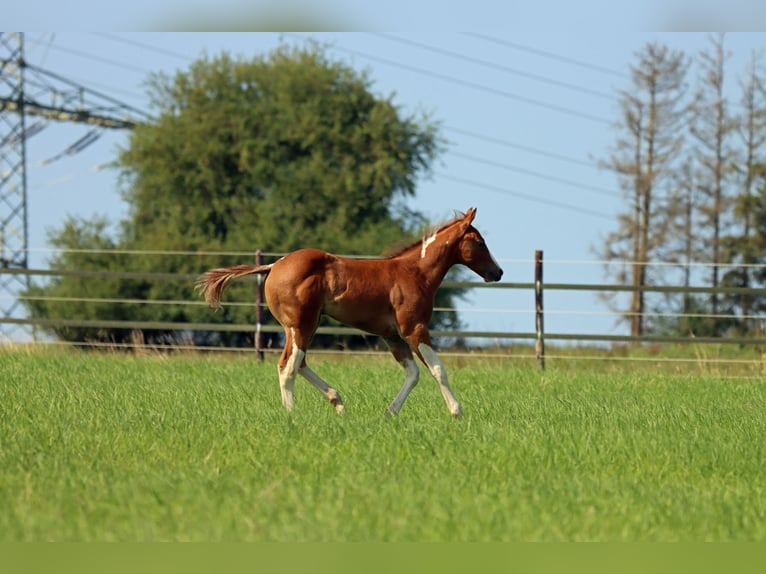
<box><xmin>277</xmin><ymin>326</ymin><xmax>344</xmax><ymax>414</ymax></box>
<box><xmin>277</xmin><ymin>327</ymin><xmax>303</xmax><ymax>411</ymax></box>
<box><xmin>299</xmin><ymin>364</ymin><xmax>345</xmax><ymax>414</ymax></box>
<box><xmin>384</xmin><ymin>335</ymin><xmax>420</xmax><ymax>416</ymax></box>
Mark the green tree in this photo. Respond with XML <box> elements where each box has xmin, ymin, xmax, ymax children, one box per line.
<box><xmin>23</xmin><ymin>217</ymin><xmax>151</xmax><ymax>344</ymax></box>
<box><xmin>24</xmin><ymin>42</ymin><xmax>463</xmax><ymax>347</ymax></box>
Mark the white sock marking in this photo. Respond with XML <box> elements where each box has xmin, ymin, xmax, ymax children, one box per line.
<box><xmin>418</xmin><ymin>343</ymin><xmax>462</xmax><ymax>416</ymax></box>
<box><xmin>299</xmin><ymin>364</ymin><xmax>345</xmax><ymax>413</ymax></box>
<box><xmin>279</xmin><ymin>330</ymin><xmax>304</xmax><ymax>411</ymax></box>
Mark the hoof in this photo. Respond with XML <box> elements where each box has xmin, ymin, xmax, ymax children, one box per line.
<box><xmin>328</xmin><ymin>389</ymin><xmax>344</xmax><ymax>414</ymax></box>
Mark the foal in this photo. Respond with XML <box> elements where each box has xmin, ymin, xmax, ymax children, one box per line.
<box><xmin>196</xmin><ymin>207</ymin><xmax>503</xmax><ymax>416</ymax></box>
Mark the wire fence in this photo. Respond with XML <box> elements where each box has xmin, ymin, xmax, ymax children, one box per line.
<box><xmin>2</xmin><ymin>248</ymin><xmax>766</xmax><ymax>374</ymax></box>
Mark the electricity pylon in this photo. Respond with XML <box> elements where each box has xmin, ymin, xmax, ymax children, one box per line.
<box><xmin>0</xmin><ymin>32</ymin><xmax>149</xmax><ymax>340</ymax></box>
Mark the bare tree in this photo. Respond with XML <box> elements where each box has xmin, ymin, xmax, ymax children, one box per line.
<box><xmin>597</xmin><ymin>43</ymin><xmax>689</xmax><ymax>336</ymax></box>
<box><xmin>722</xmin><ymin>49</ymin><xmax>766</xmax><ymax>334</ymax></box>
<box><xmin>689</xmin><ymin>33</ymin><xmax>738</xmax><ymax>333</ymax></box>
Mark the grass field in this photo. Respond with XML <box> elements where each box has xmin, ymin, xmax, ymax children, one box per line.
<box><xmin>1</xmin><ymin>347</ymin><xmax>764</xmax><ymax>541</ymax></box>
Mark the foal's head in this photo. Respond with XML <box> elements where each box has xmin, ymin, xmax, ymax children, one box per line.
<box><xmin>454</xmin><ymin>208</ymin><xmax>503</xmax><ymax>282</ymax></box>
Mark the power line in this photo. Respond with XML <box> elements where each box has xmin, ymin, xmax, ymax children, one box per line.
<box><xmin>24</xmin><ymin>33</ymin><xmax>55</xmax><ymax>67</ymax></box>
<box><xmin>444</xmin><ymin>125</ymin><xmax>598</xmax><ymax>168</ymax></box>
<box><xmin>370</xmin><ymin>33</ymin><xmax>616</xmax><ymax>101</ymax></box>
<box><xmin>46</xmin><ymin>34</ymin><xmax>615</xmax><ymax>173</ymax></box>
<box><xmin>89</xmin><ymin>32</ymin><xmax>195</xmax><ymax>63</ymax></box>
<box><xmin>284</xmin><ymin>32</ymin><xmax>613</xmax><ymax>125</ymax></box>
<box><xmin>27</xmin><ymin>162</ymin><xmax>115</xmax><ymax>191</ymax></box>
<box><xmin>435</xmin><ymin>171</ymin><xmax>614</xmax><ymax>220</ymax></box>
<box><xmin>22</xmin><ymin>36</ymin><xmax>153</xmax><ymax>104</ymax></box>
<box><xmin>33</xmin><ymin>128</ymin><xmax>102</xmax><ymax>166</ymax></box>
<box><xmin>27</xmin><ymin>34</ymin><xmax>614</xmax><ymax>171</ymax></box>
<box><xmin>10</xmin><ymin>35</ymin><xmax>623</xmax><ymax>260</ymax></box>
<box><xmin>464</xmin><ymin>33</ymin><xmax>628</xmax><ymax>79</ymax></box>
<box><xmin>23</xmin><ymin>36</ymin><xmax>150</xmax><ymax>76</ymax></box>
<box><xmin>447</xmin><ymin>150</ymin><xmax>619</xmax><ymax>198</ymax></box>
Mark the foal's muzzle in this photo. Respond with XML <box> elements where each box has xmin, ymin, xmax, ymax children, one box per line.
<box><xmin>484</xmin><ymin>267</ymin><xmax>503</xmax><ymax>282</ymax></box>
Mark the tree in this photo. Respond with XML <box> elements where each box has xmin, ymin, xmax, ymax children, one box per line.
<box><xmin>655</xmin><ymin>157</ymin><xmax>708</xmax><ymax>335</ymax></box>
<box><xmin>596</xmin><ymin>42</ymin><xmax>689</xmax><ymax>336</ymax></box>
<box><xmin>721</xmin><ymin>50</ymin><xmax>766</xmax><ymax>335</ymax></box>
<box><xmin>24</xmin><ymin>42</ymin><xmax>462</xmax><ymax>347</ymax></box>
<box><xmin>689</xmin><ymin>33</ymin><xmax>738</xmax><ymax>334</ymax></box>
<box><xmin>720</xmin><ymin>168</ymin><xmax>766</xmax><ymax>332</ymax></box>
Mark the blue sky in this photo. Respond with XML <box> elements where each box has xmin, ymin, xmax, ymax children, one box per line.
<box><xmin>8</xmin><ymin>1</ymin><xmax>766</xmax><ymax>31</ymax></box>
<box><xmin>4</xmin><ymin>30</ymin><xmax>766</xmax><ymax>342</ymax></box>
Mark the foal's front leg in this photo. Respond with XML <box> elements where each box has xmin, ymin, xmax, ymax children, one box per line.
<box><xmin>407</xmin><ymin>325</ymin><xmax>463</xmax><ymax>417</ymax></box>
<box><xmin>418</xmin><ymin>343</ymin><xmax>463</xmax><ymax>417</ymax></box>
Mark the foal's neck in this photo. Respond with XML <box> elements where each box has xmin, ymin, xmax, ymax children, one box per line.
<box><xmin>405</xmin><ymin>227</ymin><xmax>459</xmax><ymax>288</ymax></box>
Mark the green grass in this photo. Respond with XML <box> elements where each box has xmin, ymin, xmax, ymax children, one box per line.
<box><xmin>1</xmin><ymin>348</ymin><xmax>764</xmax><ymax>541</ymax></box>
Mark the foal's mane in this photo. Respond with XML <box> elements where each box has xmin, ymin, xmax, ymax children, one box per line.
<box><xmin>381</xmin><ymin>211</ymin><xmax>465</xmax><ymax>259</ymax></box>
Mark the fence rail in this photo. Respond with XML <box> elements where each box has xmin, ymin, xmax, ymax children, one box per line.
<box><xmin>4</xmin><ymin>265</ymin><xmax>764</xmax><ymax>294</ymax></box>
<box><xmin>3</xmin><ymin>315</ymin><xmax>765</xmax><ymax>347</ymax></box>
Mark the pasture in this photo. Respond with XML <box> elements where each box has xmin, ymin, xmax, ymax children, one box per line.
<box><xmin>1</xmin><ymin>347</ymin><xmax>764</xmax><ymax>541</ymax></box>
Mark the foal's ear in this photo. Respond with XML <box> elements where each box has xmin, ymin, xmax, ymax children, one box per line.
<box><xmin>463</xmin><ymin>207</ymin><xmax>477</xmax><ymax>226</ymax></box>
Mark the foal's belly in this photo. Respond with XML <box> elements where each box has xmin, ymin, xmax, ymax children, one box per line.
<box><xmin>323</xmin><ymin>299</ymin><xmax>395</xmax><ymax>337</ymax></box>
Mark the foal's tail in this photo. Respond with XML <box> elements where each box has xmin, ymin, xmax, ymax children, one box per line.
<box><xmin>195</xmin><ymin>264</ymin><xmax>273</xmax><ymax>308</ymax></box>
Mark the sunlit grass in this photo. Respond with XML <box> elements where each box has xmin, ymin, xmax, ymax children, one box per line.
<box><xmin>1</xmin><ymin>348</ymin><xmax>764</xmax><ymax>541</ymax></box>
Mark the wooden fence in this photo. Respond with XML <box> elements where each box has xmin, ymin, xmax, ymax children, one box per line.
<box><xmin>3</xmin><ymin>250</ymin><xmax>766</xmax><ymax>366</ymax></box>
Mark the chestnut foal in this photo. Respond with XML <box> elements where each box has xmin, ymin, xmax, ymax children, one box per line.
<box><xmin>196</xmin><ymin>207</ymin><xmax>503</xmax><ymax>417</ymax></box>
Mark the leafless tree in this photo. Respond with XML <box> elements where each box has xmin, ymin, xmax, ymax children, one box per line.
<box><xmin>597</xmin><ymin>42</ymin><xmax>689</xmax><ymax>336</ymax></box>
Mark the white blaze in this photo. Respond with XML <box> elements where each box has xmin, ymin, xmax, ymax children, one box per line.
<box><xmin>420</xmin><ymin>231</ymin><xmax>437</xmax><ymax>258</ymax></box>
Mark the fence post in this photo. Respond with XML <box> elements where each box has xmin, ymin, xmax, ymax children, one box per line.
<box><xmin>535</xmin><ymin>250</ymin><xmax>545</xmax><ymax>371</ymax></box>
<box><xmin>254</xmin><ymin>249</ymin><xmax>264</xmax><ymax>362</ymax></box>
